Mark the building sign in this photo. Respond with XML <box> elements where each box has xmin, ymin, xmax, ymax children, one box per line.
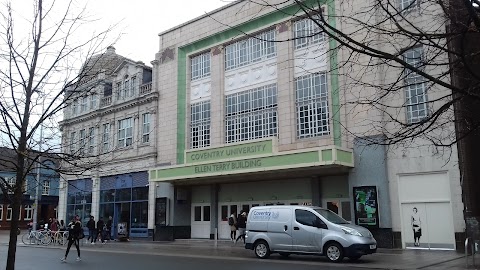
<box><xmin>353</xmin><ymin>186</ymin><xmax>379</xmax><ymax>228</ymax></box>
<box><xmin>186</xmin><ymin>139</ymin><xmax>273</xmax><ymax>164</ymax></box>
<box><xmin>194</xmin><ymin>159</ymin><xmax>262</xmax><ymax>173</ymax></box>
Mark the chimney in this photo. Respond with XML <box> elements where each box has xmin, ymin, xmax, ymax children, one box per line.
<box><xmin>106</xmin><ymin>46</ymin><xmax>116</xmax><ymax>54</ymax></box>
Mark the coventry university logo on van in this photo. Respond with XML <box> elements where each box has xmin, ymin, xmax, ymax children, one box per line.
<box><xmin>251</xmin><ymin>210</ymin><xmax>280</xmax><ymax>220</ymax></box>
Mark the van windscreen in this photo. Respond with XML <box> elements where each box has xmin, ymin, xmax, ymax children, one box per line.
<box><xmin>314</xmin><ymin>209</ymin><xmax>349</xmax><ymax>224</ymax></box>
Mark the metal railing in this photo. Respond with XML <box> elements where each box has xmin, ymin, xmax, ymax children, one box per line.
<box><xmin>465</xmin><ymin>237</ymin><xmax>477</xmax><ymax>268</ymax></box>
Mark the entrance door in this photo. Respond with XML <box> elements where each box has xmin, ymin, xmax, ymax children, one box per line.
<box><xmin>219</xmin><ymin>204</ymin><xmax>238</xmax><ymax>239</ymax></box>
<box><xmin>191</xmin><ymin>204</ymin><xmax>211</xmax><ymax>239</ymax></box>
<box><xmin>114</xmin><ymin>203</ymin><xmax>130</xmax><ymax>238</ymax></box>
<box><xmin>322</xmin><ymin>198</ymin><xmax>352</xmax><ymax>222</ymax></box>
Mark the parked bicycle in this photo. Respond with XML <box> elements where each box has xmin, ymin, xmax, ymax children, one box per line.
<box><xmin>51</xmin><ymin>231</ymin><xmax>68</xmax><ymax>246</ymax></box>
<box><xmin>21</xmin><ymin>230</ymin><xmax>51</xmax><ymax>245</ymax></box>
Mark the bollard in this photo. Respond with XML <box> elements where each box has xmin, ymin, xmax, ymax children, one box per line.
<box><xmin>466</xmin><ymin>238</ymin><xmax>471</xmax><ymax>268</ymax></box>
<box><xmin>214</xmin><ymin>228</ymin><xmax>218</xmax><ymax>248</ymax></box>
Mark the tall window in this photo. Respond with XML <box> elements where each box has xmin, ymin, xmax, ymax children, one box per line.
<box><xmin>116</xmin><ymin>82</ymin><xmax>123</xmax><ymax>99</ymax></box>
<box><xmin>80</xmin><ymin>96</ymin><xmax>88</xmax><ymax>112</ymax></box>
<box><xmin>70</xmin><ymin>131</ymin><xmax>76</xmax><ymax>154</ymax></box>
<box><xmin>79</xmin><ymin>129</ymin><xmax>86</xmax><ymax>155</ymax></box>
<box><xmin>24</xmin><ymin>205</ymin><xmax>33</xmax><ymax>220</ymax></box>
<box><xmin>191</xmin><ymin>52</ymin><xmax>211</xmax><ymax>81</ymax></box>
<box><xmin>225</xmin><ymin>29</ymin><xmax>276</xmax><ymax>70</ymax></box>
<box><xmin>118</xmin><ymin>118</ymin><xmax>133</xmax><ymax>148</ymax></box>
<box><xmin>142</xmin><ymin>113</ymin><xmax>151</xmax><ymax>143</ymax></box>
<box><xmin>71</xmin><ymin>99</ymin><xmax>78</xmax><ymax>116</ymax></box>
<box><xmin>88</xmin><ymin>127</ymin><xmax>95</xmax><ymax>154</ymax></box>
<box><xmin>190</xmin><ymin>101</ymin><xmax>211</xmax><ymax>149</ymax></box>
<box><xmin>225</xmin><ymin>84</ymin><xmax>278</xmax><ymax>143</ymax></box>
<box><xmin>0</xmin><ymin>205</ymin><xmax>3</xmax><ymax>221</ymax></box>
<box><xmin>399</xmin><ymin>0</ymin><xmax>418</xmax><ymax>13</ymax></box>
<box><xmin>130</xmin><ymin>77</ymin><xmax>137</xmax><ymax>97</ymax></box>
<box><xmin>294</xmin><ymin>15</ymin><xmax>326</xmax><ymax>49</ymax></box>
<box><xmin>42</xmin><ymin>181</ymin><xmax>50</xmax><ymax>195</ymax></box>
<box><xmin>90</xmin><ymin>93</ymin><xmax>97</xmax><ymax>110</ymax></box>
<box><xmin>102</xmin><ymin>123</ymin><xmax>110</xmax><ymax>153</ymax></box>
<box><xmin>403</xmin><ymin>47</ymin><xmax>427</xmax><ymax>123</ymax></box>
<box><xmin>295</xmin><ymin>73</ymin><xmax>330</xmax><ymax>138</ymax></box>
<box><xmin>6</xmin><ymin>205</ymin><xmax>12</xmax><ymax>221</ymax></box>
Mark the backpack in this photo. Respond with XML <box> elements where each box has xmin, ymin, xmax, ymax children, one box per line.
<box><xmin>228</xmin><ymin>216</ymin><xmax>234</xmax><ymax>226</ymax></box>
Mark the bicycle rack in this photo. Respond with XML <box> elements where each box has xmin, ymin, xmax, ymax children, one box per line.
<box><xmin>465</xmin><ymin>237</ymin><xmax>477</xmax><ymax>268</ymax></box>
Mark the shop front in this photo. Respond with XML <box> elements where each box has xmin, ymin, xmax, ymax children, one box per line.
<box><xmin>99</xmin><ymin>172</ymin><xmax>149</xmax><ymax>238</ymax></box>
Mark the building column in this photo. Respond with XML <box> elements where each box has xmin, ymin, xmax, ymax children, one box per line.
<box><xmin>148</xmin><ymin>180</ymin><xmax>156</xmax><ymax>230</ymax></box>
<box><xmin>57</xmin><ymin>180</ymin><xmax>68</xmax><ymax>223</ymax></box>
<box><xmin>276</xmin><ymin>21</ymin><xmax>295</xmax><ymax>147</ymax></box>
<box><xmin>91</xmin><ymin>174</ymin><xmax>100</xmax><ymax>220</ymax></box>
<box><xmin>210</xmin><ymin>46</ymin><xmax>225</xmax><ymax>145</ymax></box>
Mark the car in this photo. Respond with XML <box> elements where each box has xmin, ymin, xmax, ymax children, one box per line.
<box><xmin>244</xmin><ymin>205</ymin><xmax>377</xmax><ymax>262</ymax></box>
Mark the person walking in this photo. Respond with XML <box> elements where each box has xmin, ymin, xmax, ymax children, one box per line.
<box><xmin>411</xmin><ymin>207</ymin><xmax>422</xmax><ymax>247</ymax></box>
<box><xmin>228</xmin><ymin>212</ymin><xmax>237</xmax><ymax>242</ymax></box>
<box><xmin>235</xmin><ymin>211</ymin><xmax>247</xmax><ymax>244</ymax></box>
<box><xmin>86</xmin><ymin>216</ymin><xmax>96</xmax><ymax>244</ymax></box>
<box><xmin>97</xmin><ymin>217</ymin><xmax>106</xmax><ymax>244</ymax></box>
<box><xmin>106</xmin><ymin>216</ymin><xmax>113</xmax><ymax>241</ymax></box>
<box><xmin>61</xmin><ymin>215</ymin><xmax>82</xmax><ymax>262</ymax></box>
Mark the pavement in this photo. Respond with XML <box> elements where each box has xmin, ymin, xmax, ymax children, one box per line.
<box><xmin>0</xmin><ymin>230</ymin><xmax>478</xmax><ymax>270</ymax></box>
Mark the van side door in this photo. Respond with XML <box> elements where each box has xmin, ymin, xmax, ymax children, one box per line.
<box><xmin>266</xmin><ymin>207</ymin><xmax>293</xmax><ymax>252</ymax></box>
<box><xmin>292</xmin><ymin>209</ymin><xmax>325</xmax><ymax>253</ymax></box>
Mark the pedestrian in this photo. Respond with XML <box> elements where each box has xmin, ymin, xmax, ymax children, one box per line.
<box><xmin>228</xmin><ymin>212</ymin><xmax>237</xmax><ymax>242</ymax></box>
<box><xmin>59</xmin><ymin>220</ymin><xmax>66</xmax><ymax>232</ymax></box>
<box><xmin>106</xmin><ymin>216</ymin><xmax>113</xmax><ymax>241</ymax></box>
<box><xmin>235</xmin><ymin>211</ymin><xmax>247</xmax><ymax>244</ymax></box>
<box><xmin>86</xmin><ymin>216</ymin><xmax>96</xmax><ymax>244</ymax></box>
<box><xmin>51</xmin><ymin>218</ymin><xmax>59</xmax><ymax>232</ymax></box>
<box><xmin>97</xmin><ymin>217</ymin><xmax>106</xmax><ymax>244</ymax></box>
<box><xmin>61</xmin><ymin>215</ymin><xmax>82</xmax><ymax>262</ymax></box>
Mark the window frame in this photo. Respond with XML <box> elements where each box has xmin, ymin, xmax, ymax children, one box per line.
<box><xmin>142</xmin><ymin>113</ymin><xmax>151</xmax><ymax>144</ymax></box>
<box><xmin>403</xmin><ymin>46</ymin><xmax>428</xmax><ymax>123</ymax></box>
<box><xmin>190</xmin><ymin>101</ymin><xmax>211</xmax><ymax>149</ymax></box>
<box><xmin>88</xmin><ymin>127</ymin><xmax>95</xmax><ymax>154</ymax></box>
<box><xmin>191</xmin><ymin>52</ymin><xmax>211</xmax><ymax>81</ymax></box>
<box><xmin>42</xmin><ymin>180</ymin><xmax>50</xmax><ymax>195</ymax></box>
<box><xmin>294</xmin><ymin>14</ymin><xmax>327</xmax><ymax>49</ymax></box>
<box><xmin>0</xmin><ymin>204</ymin><xmax>3</xmax><ymax>221</ymax></box>
<box><xmin>24</xmin><ymin>205</ymin><xmax>33</xmax><ymax>220</ymax></box>
<box><xmin>6</xmin><ymin>205</ymin><xmax>12</xmax><ymax>221</ymax></box>
<box><xmin>117</xmin><ymin>118</ymin><xmax>133</xmax><ymax>148</ymax></box>
<box><xmin>295</xmin><ymin>72</ymin><xmax>330</xmax><ymax>139</ymax></box>
<box><xmin>102</xmin><ymin>123</ymin><xmax>110</xmax><ymax>153</ymax></box>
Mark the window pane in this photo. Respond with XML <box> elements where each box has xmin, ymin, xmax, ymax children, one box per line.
<box><xmin>203</xmin><ymin>206</ymin><xmax>210</xmax><ymax>221</ymax></box>
<box><xmin>194</xmin><ymin>206</ymin><xmax>201</xmax><ymax>221</ymax></box>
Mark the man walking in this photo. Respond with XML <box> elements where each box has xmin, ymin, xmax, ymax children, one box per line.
<box><xmin>97</xmin><ymin>217</ymin><xmax>106</xmax><ymax>244</ymax></box>
<box><xmin>106</xmin><ymin>216</ymin><xmax>113</xmax><ymax>241</ymax></box>
<box><xmin>86</xmin><ymin>216</ymin><xmax>96</xmax><ymax>244</ymax></box>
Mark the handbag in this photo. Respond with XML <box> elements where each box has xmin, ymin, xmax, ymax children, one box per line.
<box><xmin>78</xmin><ymin>230</ymin><xmax>85</xmax><ymax>239</ymax></box>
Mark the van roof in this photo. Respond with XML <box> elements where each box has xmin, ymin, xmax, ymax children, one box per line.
<box><xmin>250</xmin><ymin>205</ymin><xmax>323</xmax><ymax>210</ymax></box>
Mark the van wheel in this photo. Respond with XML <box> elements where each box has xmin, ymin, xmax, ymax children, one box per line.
<box><xmin>278</xmin><ymin>252</ymin><xmax>290</xmax><ymax>258</ymax></box>
<box><xmin>254</xmin><ymin>240</ymin><xmax>270</xmax><ymax>259</ymax></box>
<box><xmin>325</xmin><ymin>242</ymin><xmax>344</xmax><ymax>263</ymax></box>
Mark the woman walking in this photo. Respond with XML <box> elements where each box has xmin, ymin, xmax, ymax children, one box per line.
<box><xmin>61</xmin><ymin>215</ymin><xmax>82</xmax><ymax>262</ymax></box>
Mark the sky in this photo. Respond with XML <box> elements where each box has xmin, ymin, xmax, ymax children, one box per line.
<box><xmin>87</xmin><ymin>0</ymin><xmax>232</xmax><ymax>64</ymax></box>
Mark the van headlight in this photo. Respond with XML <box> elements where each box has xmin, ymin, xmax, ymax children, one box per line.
<box><xmin>341</xmin><ymin>227</ymin><xmax>362</xmax><ymax>237</ymax></box>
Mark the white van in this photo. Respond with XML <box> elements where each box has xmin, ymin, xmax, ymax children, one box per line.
<box><xmin>244</xmin><ymin>205</ymin><xmax>377</xmax><ymax>262</ymax></box>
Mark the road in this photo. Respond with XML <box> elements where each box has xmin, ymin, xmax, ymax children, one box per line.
<box><xmin>0</xmin><ymin>245</ymin><xmax>384</xmax><ymax>270</ymax></box>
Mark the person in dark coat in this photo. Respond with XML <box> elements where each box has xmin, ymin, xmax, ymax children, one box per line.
<box><xmin>61</xmin><ymin>215</ymin><xmax>82</xmax><ymax>262</ymax></box>
<box><xmin>97</xmin><ymin>217</ymin><xmax>106</xmax><ymax>244</ymax></box>
<box><xmin>106</xmin><ymin>216</ymin><xmax>113</xmax><ymax>241</ymax></box>
<box><xmin>86</xmin><ymin>216</ymin><xmax>96</xmax><ymax>244</ymax></box>
<box><xmin>235</xmin><ymin>211</ymin><xmax>247</xmax><ymax>244</ymax></box>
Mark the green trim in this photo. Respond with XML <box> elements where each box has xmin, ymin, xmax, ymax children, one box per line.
<box><xmin>321</xmin><ymin>149</ymin><xmax>333</xmax><ymax>161</ymax></box>
<box><xmin>186</xmin><ymin>139</ymin><xmax>273</xmax><ymax>164</ymax></box>
<box><xmin>337</xmin><ymin>149</ymin><xmax>353</xmax><ymax>163</ymax></box>
<box><xmin>151</xmin><ymin>147</ymin><xmax>353</xmax><ymax>182</ymax></box>
<box><xmin>327</xmin><ymin>0</ymin><xmax>341</xmax><ymax>147</ymax></box>
<box><xmin>175</xmin><ymin>0</ymin><xmax>337</xmax><ymax>164</ymax></box>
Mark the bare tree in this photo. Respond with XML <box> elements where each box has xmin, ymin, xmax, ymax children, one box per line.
<box><xmin>0</xmin><ymin>0</ymin><xmax>119</xmax><ymax>269</ymax></box>
<box><xmin>215</xmin><ymin>0</ymin><xmax>480</xmax><ymax>238</ymax></box>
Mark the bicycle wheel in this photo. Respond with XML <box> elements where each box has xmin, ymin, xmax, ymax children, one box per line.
<box><xmin>22</xmin><ymin>233</ymin><xmax>34</xmax><ymax>245</ymax></box>
<box><xmin>39</xmin><ymin>232</ymin><xmax>52</xmax><ymax>245</ymax></box>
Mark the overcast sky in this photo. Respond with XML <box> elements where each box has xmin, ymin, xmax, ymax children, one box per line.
<box><xmin>88</xmin><ymin>0</ymin><xmax>231</xmax><ymax>64</ymax></box>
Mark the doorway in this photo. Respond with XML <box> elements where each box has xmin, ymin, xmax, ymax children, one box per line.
<box><xmin>114</xmin><ymin>203</ymin><xmax>130</xmax><ymax>238</ymax></box>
